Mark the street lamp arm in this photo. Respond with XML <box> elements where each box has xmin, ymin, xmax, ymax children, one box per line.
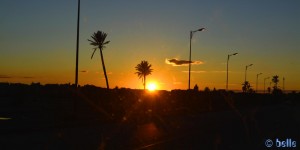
<box><xmin>197</xmin><ymin>28</ymin><xmax>205</xmax><ymax>31</ymax></box>
<box><xmin>191</xmin><ymin>28</ymin><xmax>206</xmax><ymax>37</ymax></box>
<box><xmin>194</xmin><ymin>28</ymin><xmax>205</xmax><ymax>32</ymax></box>
<box><xmin>229</xmin><ymin>53</ymin><xmax>238</xmax><ymax>57</ymax></box>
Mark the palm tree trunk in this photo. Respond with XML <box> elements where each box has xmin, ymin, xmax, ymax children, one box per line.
<box><xmin>144</xmin><ymin>75</ymin><xmax>146</xmax><ymax>90</ymax></box>
<box><xmin>100</xmin><ymin>48</ymin><xmax>109</xmax><ymax>89</ymax></box>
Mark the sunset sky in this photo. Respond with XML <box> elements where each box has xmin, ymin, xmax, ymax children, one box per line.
<box><xmin>1</xmin><ymin>0</ymin><xmax>300</xmax><ymax>91</ymax></box>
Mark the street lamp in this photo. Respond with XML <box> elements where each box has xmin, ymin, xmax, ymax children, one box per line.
<box><xmin>226</xmin><ymin>52</ymin><xmax>238</xmax><ymax>91</ymax></box>
<box><xmin>75</xmin><ymin>0</ymin><xmax>80</xmax><ymax>87</ymax></box>
<box><xmin>256</xmin><ymin>73</ymin><xmax>262</xmax><ymax>92</ymax></box>
<box><xmin>245</xmin><ymin>64</ymin><xmax>253</xmax><ymax>82</ymax></box>
<box><xmin>264</xmin><ymin>77</ymin><xmax>270</xmax><ymax>93</ymax></box>
<box><xmin>188</xmin><ymin>27</ymin><xmax>205</xmax><ymax>90</ymax></box>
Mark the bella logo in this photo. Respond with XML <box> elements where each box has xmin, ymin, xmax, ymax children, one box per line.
<box><xmin>276</xmin><ymin>138</ymin><xmax>297</xmax><ymax>148</ymax></box>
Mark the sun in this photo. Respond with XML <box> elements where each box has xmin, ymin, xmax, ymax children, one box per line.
<box><xmin>147</xmin><ymin>82</ymin><xmax>157</xmax><ymax>91</ymax></box>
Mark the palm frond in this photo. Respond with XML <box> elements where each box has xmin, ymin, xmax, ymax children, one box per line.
<box><xmin>103</xmin><ymin>41</ymin><xmax>110</xmax><ymax>45</ymax></box>
<box><xmin>135</xmin><ymin>60</ymin><xmax>153</xmax><ymax>79</ymax></box>
<box><xmin>91</xmin><ymin>48</ymin><xmax>97</xmax><ymax>59</ymax></box>
<box><xmin>88</xmin><ymin>30</ymin><xmax>110</xmax><ymax>58</ymax></box>
<box><xmin>87</xmin><ymin>39</ymin><xmax>98</xmax><ymax>46</ymax></box>
<box><xmin>91</xmin><ymin>35</ymin><xmax>99</xmax><ymax>44</ymax></box>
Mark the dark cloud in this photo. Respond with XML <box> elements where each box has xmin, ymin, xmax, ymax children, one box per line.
<box><xmin>165</xmin><ymin>58</ymin><xmax>204</xmax><ymax>66</ymax></box>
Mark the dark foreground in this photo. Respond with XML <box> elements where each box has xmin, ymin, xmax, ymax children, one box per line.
<box><xmin>0</xmin><ymin>83</ymin><xmax>299</xmax><ymax>150</ymax></box>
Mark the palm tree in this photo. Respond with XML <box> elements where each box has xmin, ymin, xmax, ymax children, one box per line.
<box><xmin>135</xmin><ymin>60</ymin><xmax>153</xmax><ymax>90</ymax></box>
<box><xmin>88</xmin><ymin>31</ymin><xmax>110</xmax><ymax>89</ymax></box>
<box><xmin>242</xmin><ymin>81</ymin><xmax>252</xmax><ymax>93</ymax></box>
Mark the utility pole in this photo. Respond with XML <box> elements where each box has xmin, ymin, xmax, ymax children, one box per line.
<box><xmin>283</xmin><ymin>77</ymin><xmax>285</xmax><ymax>92</ymax></box>
<box><xmin>75</xmin><ymin>0</ymin><xmax>80</xmax><ymax>87</ymax></box>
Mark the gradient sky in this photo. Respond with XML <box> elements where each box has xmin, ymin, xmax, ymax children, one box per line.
<box><xmin>1</xmin><ymin>0</ymin><xmax>300</xmax><ymax>91</ymax></box>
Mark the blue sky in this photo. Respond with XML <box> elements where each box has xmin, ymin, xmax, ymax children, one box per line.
<box><xmin>1</xmin><ymin>0</ymin><xmax>300</xmax><ymax>90</ymax></box>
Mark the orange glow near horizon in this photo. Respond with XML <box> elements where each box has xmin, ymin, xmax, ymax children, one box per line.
<box><xmin>3</xmin><ymin>73</ymin><xmax>300</xmax><ymax>91</ymax></box>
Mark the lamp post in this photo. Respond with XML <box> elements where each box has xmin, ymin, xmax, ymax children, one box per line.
<box><xmin>75</xmin><ymin>0</ymin><xmax>80</xmax><ymax>87</ymax></box>
<box><xmin>264</xmin><ymin>77</ymin><xmax>270</xmax><ymax>93</ymax></box>
<box><xmin>282</xmin><ymin>77</ymin><xmax>285</xmax><ymax>93</ymax></box>
<box><xmin>256</xmin><ymin>73</ymin><xmax>262</xmax><ymax>92</ymax></box>
<box><xmin>188</xmin><ymin>27</ymin><xmax>205</xmax><ymax>90</ymax></box>
<box><xmin>245</xmin><ymin>64</ymin><xmax>253</xmax><ymax>82</ymax></box>
<box><xmin>226</xmin><ymin>52</ymin><xmax>238</xmax><ymax>91</ymax></box>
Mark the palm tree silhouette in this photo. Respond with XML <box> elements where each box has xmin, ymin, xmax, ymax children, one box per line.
<box><xmin>135</xmin><ymin>60</ymin><xmax>153</xmax><ymax>90</ymax></box>
<box><xmin>242</xmin><ymin>81</ymin><xmax>252</xmax><ymax>93</ymax></box>
<box><xmin>271</xmin><ymin>75</ymin><xmax>283</xmax><ymax>94</ymax></box>
<box><xmin>88</xmin><ymin>31</ymin><xmax>110</xmax><ymax>89</ymax></box>
<box><xmin>272</xmin><ymin>75</ymin><xmax>279</xmax><ymax>89</ymax></box>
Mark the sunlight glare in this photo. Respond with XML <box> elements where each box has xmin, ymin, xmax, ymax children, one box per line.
<box><xmin>147</xmin><ymin>82</ymin><xmax>157</xmax><ymax>91</ymax></box>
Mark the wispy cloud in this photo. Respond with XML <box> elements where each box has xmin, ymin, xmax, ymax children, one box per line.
<box><xmin>212</xmin><ymin>71</ymin><xmax>243</xmax><ymax>74</ymax></box>
<box><xmin>0</xmin><ymin>75</ymin><xmax>34</xmax><ymax>79</ymax></box>
<box><xmin>0</xmin><ymin>75</ymin><xmax>11</xmax><ymax>78</ymax></box>
<box><xmin>23</xmin><ymin>76</ymin><xmax>34</xmax><ymax>79</ymax></box>
<box><xmin>181</xmin><ymin>70</ymin><xmax>240</xmax><ymax>74</ymax></box>
<box><xmin>96</xmin><ymin>71</ymin><xmax>112</xmax><ymax>75</ymax></box>
<box><xmin>173</xmin><ymin>82</ymin><xmax>182</xmax><ymax>85</ymax></box>
<box><xmin>182</xmin><ymin>71</ymin><xmax>207</xmax><ymax>73</ymax></box>
<box><xmin>165</xmin><ymin>58</ymin><xmax>204</xmax><ymax>66</ymax></box>
<box><xmin>212</xmin><ymin>71</ymin><xmax>227</xmax><ymax>73</ymax></box>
